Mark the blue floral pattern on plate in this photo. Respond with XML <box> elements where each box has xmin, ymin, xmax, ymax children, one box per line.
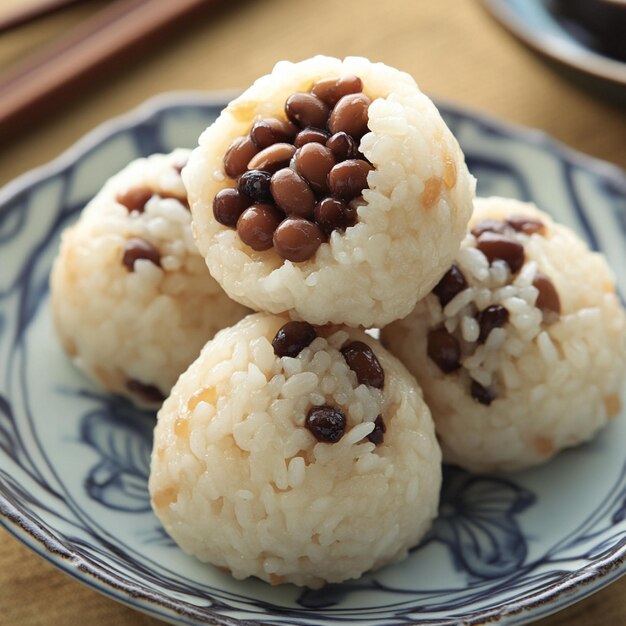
<box><xmin>0</xmin><ymin>92</ymin><xmax>625</xmax><ymax>626</ymax></box>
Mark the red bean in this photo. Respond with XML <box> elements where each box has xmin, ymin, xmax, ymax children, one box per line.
<box><xmin>285</xmin><ymin>93</ymin><xmax>330</xmax><ymax>129</ymax></box>
<box><xmin>367</xmin><ymin>415</ymin><xmax>386</xmax><ymax>445</ymax></box>
<box><xmin>270</xmin><ymin>169</ymin><xmax>316</xmax><ymax>218</ymax></box>
<box><xmin>247</xmin><ymin>143</ymin><xmax>296</xmax><ymax>173</ymax></box>
<box><xmin>272</xmin><ymin>321</ymin><xmax>317</xmax><ymax>357</ymax></box>
<box><xmin>470</xmin><ymin>380</ymin><xmax>495</xmax><ymax>405</ymax></box>
<box><xmin>328</xmin><ymin>159</ymin><xmax>373</xmax><ymax>200</ymax></box>
<box><xmin>432</xmin><ymin>265</ymin><xmax>468</xmax><ymax>307</ymax></box>
<box><xmin>328</xmin><ymin>93</ymin><xmax>371</xmax><ymax>138</ymax></box>
<box><xmin>477</xmin><ymin>232</ymin><xmax>525</xmax><ymax>273</ymax></box>
<box><xmin>224</xmin><ymin>136</ymin><xmax>259</xmax><ymax>178</ymax></box>
<box><xmin>310</xmin><ymin>75</ymin><xmax>363</xmax><ymax>107</ymax></box>
<box><xmin>341</xmin><ymin>341</ymin><xmax>384</xmax><ymax>389</ymax></box>
<box><xmin>273</xmin><ymin>218</ymin><xmax>323</xmax><ymax>262</ymax></box>
<box><xmin>122</xmin><ymin>238</ymin><xmax>161</xmax><ymax>271</ymax></box>
<box><xmin>294</xmin><ymin>143</ymin><xmax>336</xmax><ymax>195</ymax></box>
<box><xmin>294</xmin><ymin>128</ymin><xmax>330</xmax><ymax>148</ymax></box>
<box><xmin>506</xmin><ymin>214</ymin><xmax>546</xmax><ymax>236</ymax></box>
<box><xmin>427</xmin><ymin>328</ymin><xmax>461</xmax><ymax>373</ymax></box>
<box><xmin>306</xmin><ymin>405</ymin><xmax>346</xmax><ymax>443</ymax></box>
<box><xmin>326</xmin><ymin>132</ymin><xmax>359</xmax><ymax>161</ymax></box>
<box><xmin>213</xmin><ymin>188</ymin><xmax>251</xmax><ymax>226</ymax></box>
<box><xmin>533</xmin><ymin>272</ymin><xmax>561</xmax><ymax>318</ymax></box>
<box><xmin>477</xmin><ymin>305</ymin><xmax>509</xmax><ymax>343</ymax></box>
<box><xmin>236</xmin><ymin>204</ymin><xmax>283</xmax><ymax>251</ymax></box>
<box><xmin>116</xmin><ymin>186</ymin><xmax>153</xmax><ymax>213</ymax></box>
<box><xmin>314</xmin><ymin>197</ymin><xmax>356</xmax><ymax>236</ymax></box>
<box><xmin>250</xmin><ymin>118</ymin><xmax>298</xmax><ymax>149</ymax></box>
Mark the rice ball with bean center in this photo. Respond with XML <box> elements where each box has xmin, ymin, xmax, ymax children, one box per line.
<box><xmin>184</xmin><ymin>55</ymin><xmax>475</xmax><ymax>327</ymax></box>
<box><xmin>50</xmin><ymin>150</ymin><xmax>250</xmax><ymax>408</ymax></box>
<box><xmin>149</xmin><ymin>312</ymin><xmax>442</xmax><ymax>587</ymax></box>
<box><xmin>381</xmin><ymin>197</ymin><xmax>626</xmax><ymax>472</ymax></box>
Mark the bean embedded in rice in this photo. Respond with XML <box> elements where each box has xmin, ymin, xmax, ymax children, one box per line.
<box><xmin>149</xmin><ymin>312</ymin><xmax>441</xmax><ymax>587</ymax></box>
<box><xmin>50</xmin><ymin>150</ymin><xmax>250</xmax><ymax>408</ymax></box>
<box><xmin>381</xmin><ymin>197</ymin><xmax>626</xmax><ymax>473</ymax></box>
<box><xmin>183</xmin><ymin>55</ymin><xmax>475</xmax><ymax>327</ymax></box>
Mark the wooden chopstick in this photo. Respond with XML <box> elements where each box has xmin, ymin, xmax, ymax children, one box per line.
<box><xmin>0</xmin><ymin>0</ymin><xmax>222</xmax><ymax>140</ymax></box>
<box><xmin>0</xmin><ymin>0</ymin><xmax>90</xmax><ymax>34</ymax></box>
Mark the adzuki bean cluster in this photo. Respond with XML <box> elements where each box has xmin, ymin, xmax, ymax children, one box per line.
<box><xmin>213</xmin><ymin>75</ymin><xmax>374</xmax><ymax>262</ymax></box>
<box><xmin>271</xmin><ymin>321</ymin><xmax>387</xmax><ymax>444</ymax></box>
<box><xmin>427</xmin><ymin>214</ymin><xmax>561</xmax><ymax>405</ymax></box>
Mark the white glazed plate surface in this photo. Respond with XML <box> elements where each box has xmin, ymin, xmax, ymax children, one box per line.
<box><xmin>1</xmin><ymin>92</ymin><xmax>626</xmax><ymax>626</ymax></box>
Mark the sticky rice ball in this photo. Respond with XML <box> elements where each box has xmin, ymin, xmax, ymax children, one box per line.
<box><xmin>50</xmin><ymin>150</ymin><xmax>249</xmax><ymax>408</ymax></box>
<box><xmin>149</xmin><ymin>312</ymin><xmax>441</xmax><ymax>587</ymax></box>
<box><xmin>184</xmin><ymin>55</ymin><xmax>475</xmax><ymax>327</ymax></box>
<box><xmin>382</xmin><ymin>197</ymin><xmax>626</xmax><ymax>473</ymax></box>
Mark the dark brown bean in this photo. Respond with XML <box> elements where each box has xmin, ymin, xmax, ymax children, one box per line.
<box><xmin>285</xmin><ymin>93</ymin><xmax>330</xmax><ymax>129</ymax></box>
<box><xmin>328</xmin><ymin>93</ymin><xmax>371</xmax><ymax>138</ymax></box>
<box><xmin>314</xmin><ymin>197</ymin><xmax>357</xmax><ymax>236</ymax></box>
<box><xmin>247</xmin><ymin>143</ymin><xmax>296</xmax><ymax>173</ymax></box>
<box><xmin>427</xmin><ymin>328</ymin><xmax>461</xmax><ymax>373</ymax></box>
<box><xmin>272</xmin><ymin>321</ymin><xmax>317</xmax><ymax>357</ymax></box>
<box><xmin>126</xmin><ymin>378</ymin><xmax>165</xmax><ymax>404</ymax></box>
<box><xmin>506</xmin><ymin>214</ymin><xmax>546</xmax><ymax>236</ymax></box>
<box><xmin>477</xmin><ymin>304</ymin><xmax>509</xmax><ymax>343</ymax></box>
<box><xmin>273</xmin><ymin>218</ymin><xmax>323</xmax><ymax>262</ymax></box>
<box><xmin>213</xmin><ymin>188</ymin><xmax>251</xmax><ymax>226</ymax></box>
<box><xmin>116</xmin><ymin>186</ymin><xmax>153</xmax><ymax>213</ymax></box>
<box><xmin>367</xmin><ymin>415</ymin><xmax>386</xmax><ymax>445</ymax></box>
<box><xmin>432</xmin><ymin>265</ymin><xmax>468</xmax><ymax>308</ymax></box>
<box><xmin>310</xmin><ymin>75</ymin><xmax>363</xmax><ymax>107</ymax></box>
<box><xmin>477</xmin><ymin>232</ymin><xmax>525</xmax><ymax>273</ymax></box>
<box><xmin>470</xmin><ymin>219</ymin><xmax>508</xmax><ymax>238</ymax></box>
<box><xmin>326</xmin><ymin>132</ymin><xmax>359</xmax><ymax>161</ymax></box>
<box><xmin>533</xmin><ymin>271</ymin><xmax>561</xmax><ymax>319</ymax></box>
<box><xmin>294</xmin><ymin>128</ymin><xmax>330</xmax><ymax>148</ymax></box>
<box><xmin>306</xmin><ymin>405</ymin><xmax>346</xmax><ymax>443</ymax></box>
<box><xmin>250</xmin><ymin>118</ymin><xmax>298</xmax><ymax>149</ymax></box>
<box><xmin>328</xmin><ymin>159</ymin><xmax>373</xmax><ymax>201</ymax></box>
<box><xmin>470</xmin><ymin>380</ymin><xmax>495</xmax><ymax>406</ymax></box>
<box><xmin>122</xmin><ymin>238</ymin><xmax>161</xmax><ymax>271</ymax></box>
<box><xmin>236</xmin><ymin>204</ymin><xmax>284</xmax><ymax>251</ymax></box>
<box><xmin>341</xmin><ymin>341</ymin><xmax>384</xmax><ymax>389</ymax></box>
<box><xmin>294</xmin><ymin>143</ymin><xmax>336</xmax><ymax>195</ymax></box>
<box><xmin>270</xmin><ymin>169</ymin><xmax>315</xmax><ymax>218</ymax></box>
<box><xmin>238</xmin><ymin>170</ymin><xmax>273</xmax><ymax>203</ymax></box>
<box><xmin>223</xmin><ymin>136</ymin><xmax>259</xmax><ymax>178</ymax></box>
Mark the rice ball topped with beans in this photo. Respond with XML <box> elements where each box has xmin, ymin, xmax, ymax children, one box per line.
<box><xmin>50</xmin><ymin>150</ymin><xmax>249</xmax><ymax>408</ymax></box>
<box><xmin>382</xmin><ymin>197</ymin><xmax>626</xmax><ymax>473</ymax></box>
<box><xmin>184</xmin><ymin>55</ymin><xmax>475</xmax><ymax>327</ymax></box>
<box><xmin>149</xmin><ymin>312</ymin><xmax>441</xmax><ymax>587</ymax></box>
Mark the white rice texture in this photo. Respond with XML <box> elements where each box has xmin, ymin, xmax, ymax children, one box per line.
<box><xmin>184</xmin><ymin>56</ymin><xmax>475</xmax><ymax>327</ymax></box>
<box><xmin>149</xmin><ymin>312</ymin><xmax>441</xmax><ymax>587</ymax></box>
<box><xmin>382</xmin><ymin>197</ymin><xmax>626</xmax><ymax>473</ymax></box>
<box><xmin>50</xmin><ymin>150</ymin><xmax>249</xmax><ymax>408</ymax></box>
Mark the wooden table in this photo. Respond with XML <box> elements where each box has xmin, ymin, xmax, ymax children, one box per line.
<box><xmin>1</xmin><ymin>1</ymin><xmax>625</xmax><ymax>624</ymax></box>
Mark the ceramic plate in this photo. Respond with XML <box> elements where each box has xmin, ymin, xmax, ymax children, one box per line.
<box><xmin>1</xmin><ymin>92</ymin><xmax>626</xmax><ymax>626</ymax></box>
<box><xmin>483</xmin><ymin>0</ymin><xmax>626</xmax><ymax>103</ymax></box>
